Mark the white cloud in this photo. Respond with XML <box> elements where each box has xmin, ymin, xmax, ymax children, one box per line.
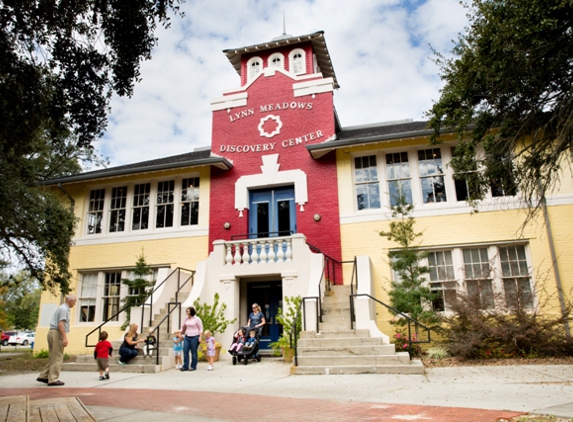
<box><xmin>98</xmin><ymin>0</ymin><xmax>468</xmax><ymax>166</ymax></box>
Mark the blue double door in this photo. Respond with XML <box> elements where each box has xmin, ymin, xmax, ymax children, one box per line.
<box><xmin>249</xmin><ymin>186</ymin><xmax>296</xmax><ymax>238</ymax></box>
<box><xmin>247</xmin><ymin>281</ymin><xmax>282</xmax><ymax>350</ymax></box>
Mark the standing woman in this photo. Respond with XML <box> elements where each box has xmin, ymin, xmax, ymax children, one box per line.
<box><xmin>180</xmin><ymin>306</ymin><xmax>203</xmax><ymax>371</ymax></box>
<box><xmin>247</xmin><ymin>303</ymin><xmax>266</xmax><ymax>335</ymax></box>
<box><xmin>118</xmin><ymin>323</ymin><xmax>146</xmax><ymax>365</ymax></box>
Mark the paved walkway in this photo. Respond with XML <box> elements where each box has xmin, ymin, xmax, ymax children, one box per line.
<box><xmin>2</xmin><ymin>358</ymin><xmax>572</xmax><ymax>421</ymax></box>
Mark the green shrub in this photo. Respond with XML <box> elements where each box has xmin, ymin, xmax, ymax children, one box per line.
<box><xmin>34</xmin><ymin>349</ymin><xmax>49</xmax><ymax>358</ymax></box>
<box><xmin>426</xmin><ymin>346</ymin><xmax>449</xmax><ymax>360</ymax></box>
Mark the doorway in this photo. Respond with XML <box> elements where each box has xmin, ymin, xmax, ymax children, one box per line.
<box><xmin>246</xmin><ymin>281</ymin><xmax>282</xmax><ymax>350</ymax></box>
<box><xmin>249</xmin><ymin>187</ymin><xmax>296</xmax><ymax>238</ymax></box>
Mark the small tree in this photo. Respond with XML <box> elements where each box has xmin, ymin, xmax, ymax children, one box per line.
<box><xmin>270</xmin><ymin>295</ymin><xmax>302</xmax><ymax>353</ymax></box>
<box><xmin>121</xmin><ymin>252</ymin><xmax>155</xmax><ymax>329</ymax></box>
<box><xmin>379</xmin><ymin>195</ymin><xmax>438</xmax><ymax>325</ymax></box>
<box><xmin>193</xmin><ymin>293</ymin><xmax>236</xmax><ymax>337</ymax></box>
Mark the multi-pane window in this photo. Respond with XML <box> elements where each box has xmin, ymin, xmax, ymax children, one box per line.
<box><xmin>132</xmin><ymin>183</ymin><xmax>150</xmax><ymax>231</ymax></box>
<box><xmin>269</xmin><ymin>53</ymin><xmax>284</xmax><ymax>69</ymax></box>
<box><xmin>79</xmin><ymin>273</ymin><xmax>98</xmax><ymax>322</ymax></box>
<box><xmin>489</xmin><ymin>153</ymin><xmax>517</xmax><ymax>197</ymax></box>
<box><xmin>418</xmin><ymin>148</ymin><xmax>447</xmax><ymax>203</ymax></box>
<box><xmin>109</xmin><ymin>186</ymin><xmax>127</xmax><ymax>232</ymax></box>
<box><xmin>354</xmin><ymin>156</ymin><xmax>380</xmax><ymax>210</ymax></box>
<box><xmin>87</xmin><ymin>189</ymin><xmax>105</xmax><ymax>234</ymax></box>
<box><xmin>181</xmin><ymin>178</ymin><xmax>200</xmax><ymax>226</ymax></box>
<box><xmin>290</xmin><ymin>49</ymin><xmax>306</xmax><ymax>74</ymax></box>
<box><xmin>156</xmin><ymin>180</ymin><xmax>175</xmax><ymax>228</ymax></box>
<box><xmin>102</xmin><ymin>272</ymin><xmax>121</xmax><ymax>322</ymax></box>
<box><xmin>451</xmin><ymin>146</ymin><xmax>480</xmax><ymax>202</ymax></box>
<box><xmin>428</xmin><ymin>251</ymin><xmax>456</xmax><ymax>312</ymax></box>
<box><xmin>463</xmin><ymin>248</ymin><xmax>494</xmax><ymax>309</ymax></box>
<box><xmin>248</xmin><ymin>57</ymin><xmax>262</xmax><ymax>81</ymax></box>
<box><xmin>386</xmin><ymin>152</ymin><xmax>412</xmax><ymax>206</ymax></box>
<box><xmin>500</xmin><ymin>246</ymin><xmax>533</xmax><ymax>308</ymax></box>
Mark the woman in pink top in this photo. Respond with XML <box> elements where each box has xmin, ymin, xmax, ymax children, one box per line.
<box><xmin>180</xmin><ymin>306</ymin><xmax>203</xmax><ymax>371</ymax></box>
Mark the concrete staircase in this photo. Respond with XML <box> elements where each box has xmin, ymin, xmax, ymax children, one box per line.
<box><xmin>63</xmin><ymin>298</ymin><xmax>183</xmax><ymax>374</ymax></box>
<box><xmin>291</xmin><ymin>285</ymin><xmax>425</xmax><ymax>375</ymax></box>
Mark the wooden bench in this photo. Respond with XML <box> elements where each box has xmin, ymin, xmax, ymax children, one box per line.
<box><xmin>0</xmin><ymin>395</ymin><xmax>96</xmax><ymax>422</ymax></box>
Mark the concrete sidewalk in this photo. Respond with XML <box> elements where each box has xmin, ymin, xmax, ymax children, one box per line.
<box><xmin>2</xmin><ymin>357</ymin><xmax>572</xmax><ymax>421</ymax></box>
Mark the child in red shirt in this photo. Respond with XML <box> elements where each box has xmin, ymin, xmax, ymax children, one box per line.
<box><xmin>94</xmin><ymin>331</ymin><xmax>113</xmax><ymax>380</ymax></box>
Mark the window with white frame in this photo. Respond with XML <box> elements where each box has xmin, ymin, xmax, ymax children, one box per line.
<box><xmin>289</xmin><ymin>49</ymin><xmax>306</xmax><ymax>74</ymax></box>
<box><xmin>156</xmin><ymin>180</ymin><xmax>175</xmax><ymax>228</ymax></box>
<box><xmin>463</xmin><ymin>248</ymin><xmax>495</xmax><ymax>309</ymax></box>
<box><xmin>354</xmin><ymin>155</ymin><xmax>381</xmax><ymax>210</ymax></box>
<box><xmin>392</xmin><ymin>244</ymin><xmax>534</xmax><ymax>313</ymax></box>
<box><xmin>102</xmin><ymin>272</ymin><xmax>121</xmax><ymax>322</ymax></box>
<box><xmin>132</xmin><ymin>183</ymin><xmax>150</xmax><ymax>231</ymax></box>
<box><xmin>181</xmin><ymin>177</ymin><xmax>200</xmax><ymax>226</ymax></box>
<box><xmin>489</xmin><ymin>152</ymin><xmax>517</xmax><ymax>197</ymax></box>
<box><xmin>418</xmin><ymin>148</ymin><xmax>447</xmax><ymax>203</ymax></box>
<box><xmin>87</xmin><ymin>189</ymin><xmax>105</xmax><ymax>234</ymax></box>
<box><xmin>109</xmin><ymin>186</ymin><xmax>127</xmax><ymax>232</ymax></box>
<box><xmin>427</xmin><ymin>251</ymin><xmax>457</xmax><ymax>312</ymax></box>
<box><xmin>386</xmin><ymin>152</ymin><xmax>412</xmax><ymax>206</ymax></box>
<box><xmin>247</xmin><ymin>57</ymin><xmax>262</xmax><ymax>82</ymax></box>
<box><xmin>500</xmin><ymin>245</ymin><xmax>533</xmax><ymax>308</ymax></box>
<box><xmin>79</xmin><ymin>273</ymin><xmax>98</xmax><ymax>322</ymax></box>
<box><xmin>450</xmin><ymin>146</ymin><xmax>480</xmax><ymax>202</ymax></box>
<box><xmin>269</xmin><ymin>53</ymin><xmax>284</xmax><ymax>70</ymax></box>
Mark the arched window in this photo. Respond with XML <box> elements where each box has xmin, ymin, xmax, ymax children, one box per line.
<box><xmin>247</xmin><ymin>57</ymin><xmax>262</xmax><ymax>82</ymax></box>
<box><xmin>269</xmin><ymin>53</ymin><xmax>284</xmax><ymax>70</ymax></box>
<box><xmin>289</xmin><ymin>49</ymin><xmax>306</xmax><ymax>75</ymax></box>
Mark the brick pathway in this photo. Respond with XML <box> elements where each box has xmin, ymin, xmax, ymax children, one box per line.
<box><xmin>3</xmin><ymin>388</ymin><xmax>524</xmax><ymax>421</ymax></box>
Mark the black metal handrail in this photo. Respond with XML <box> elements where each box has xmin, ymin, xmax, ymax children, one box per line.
<box><xmin>140</xmin><ymin>267</ymin><xmax>194</xmax><ymax>330</ymax></box>
<box><xmin>350</xmin><ymin>293</ymin><xmax>432</xmax><ymax>359</ymax></box>
<box><xmin>85</xmin><ymin>267</ymin><xmax>194</xmax><ymax>348</ymax></box>
<box><xmin>146</xmin><ymin>301</ymin><xmax>182</xmax><ymax>366</ymax></box>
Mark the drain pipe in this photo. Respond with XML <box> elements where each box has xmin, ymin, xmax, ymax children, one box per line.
<box><xmin>538</xmin><ymin>180</ymin><xmax>571</xmax><ymax>338</ymax></box>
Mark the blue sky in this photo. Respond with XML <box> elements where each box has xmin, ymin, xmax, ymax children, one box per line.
<box><xmin>98</xmin><ymin>0</ymin><xmax>469</xmax><ymax>167</ymax></box>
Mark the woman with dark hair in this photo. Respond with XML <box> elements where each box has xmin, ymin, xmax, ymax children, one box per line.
<box><xmin>180</xmin><ymin>306</ymin><xmax>203</xmax><ymax>371</ymax></box>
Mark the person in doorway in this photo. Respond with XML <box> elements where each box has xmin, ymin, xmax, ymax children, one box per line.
<box><xmin>118</xmin><ymin>323</ymin><xmax>146</xmax><ymax>365</ymax></box>
<box><xmin>247</xmin><ymin>303</ymin><xmax>266</xmax><ymax>335</ymax></box>
<box><xmin>37</xmin><ymin>294</ymin><xmax>77</xmax><ymax>386</ymax></box>
<box><xmin>94</xmin><ymin>331</ymin><xmax>113</xmax><ymax>380</ymax></box>
<box><xmin>204</xmin><ymin>330</ymin><xmax>215</xmax><ymax>371</ymax></box>
<box><xmin>180</xmin><ymin>306</ymin><xmax>203</xmax><ymax>371</ymax></box>
<box><xmin>173</xmin><ymin>330</ymin><xmax>183</xmax><ymax>369</ymax></box>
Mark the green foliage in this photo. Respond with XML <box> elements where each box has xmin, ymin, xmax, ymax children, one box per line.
<box><xmin>270</xmin><ymin>296</ymin><xmax>302</xmax><ymax>354</ymax></box>
<box><xmin>391</xmin><ymin>325</ymin><xmax>423</xmax><ymax>357</ymax></box>
<box><xmin>0</xmin><ymin>0</ymin><xmax>184</xmax><ymax>293</ymax></box>
<box><xmin>0</xmin><ymin>271</ymin><xmax>41</xmax><ymax>330</ymax></box>
<box><xmin>380</xmin><ymin>196</ymin><xmax>438</xmax><ymax>325</ymax></box>
<box><xmin>34</xmin><ymin>349</ymin><xmax>50</xmax><ymax>359</ymax></box>
<box><xmin>426</xmin><ymin>346</ymin><xmax>450</xmax><ymax>360</ymax></box>
<box><xmin>426</xmin><ymin>0</ymin><xmax>573</xmax><ymax>217</ymax></box>
<box><xmin>121</xmin><ymin>252</ymin><xmax>155</xmax><ymax>330</ymax></box>
<box><xmin>438</xmin><ymin>289</ymin><xmax>573</xmax><ymax>359</ymax></box>
<box><xmin>193</xmin><ymin>293</ymin><xmax>236</xmax><ymax>336</ymax></box>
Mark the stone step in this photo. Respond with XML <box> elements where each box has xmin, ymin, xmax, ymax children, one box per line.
<box><xmin>297</xmin><ymin>344</ymin><xmax>397</xmax><ymax>356</ymax></box>
<box><xmin>62</xmin><ymin>361</ymin><xmax>162</xmax><ymax>374</ymax></box>
<box><xmin>296</xmin><ymin>353</ymin><xmax>411</xmax><ymax>366</ymax></box>
<box><xmin>75</xmin><ymin>353</ymin><xmax>172</xmax><ymax>365</ymax></box>
<box><xmin>321</xmin><ymin>307</ymin><xmax>351</xmax><ymax>315</ymax></box>
<box><xmin>298</xmin><ymin>335</ymin><xmax>387</xmax><ymax>347</ymax></box>
<box><xmin>319</xmin><ymin>321</ymin><xmax>354</xmax><ymax>331</ymax></box>
<box><xmin>291</xmin><ymin>360</ymin><xmax>425</xmax><ymax>375</ymax></box>
<box><xmin>320</xmin><ymin>314</ymin><xmax>350</xmax><ymax>325</ymax></box>
<box><xmin>300</xmin><ymin>329</ymin><xmax>370</xmax><ymax>339</ymax></box>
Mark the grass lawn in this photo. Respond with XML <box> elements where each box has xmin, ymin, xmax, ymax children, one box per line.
<box><xmin>0</xmin><ymin>349</ymin><xmax>75</xmax><ymax>375</ymax></box>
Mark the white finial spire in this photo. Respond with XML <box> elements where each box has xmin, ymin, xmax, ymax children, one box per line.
<box><xmin>283</xmin><ymin>8</ymin><xmax>286</xmax><ymax>35</ymax></box>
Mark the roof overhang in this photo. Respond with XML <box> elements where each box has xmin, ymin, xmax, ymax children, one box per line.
<box><xmin>41</xmin><ymin>156</ymin><xmax>233</xmax><ymax>186</ymax></box>
<box><xmin>223</xmin><ymin>31</ymin><xmax>340</xmax><ymax>89</ymax></box>
<box><xmin>306</xmin><ymin>128</ymin><xmax>440</xmax><ymax>159</ymax></box>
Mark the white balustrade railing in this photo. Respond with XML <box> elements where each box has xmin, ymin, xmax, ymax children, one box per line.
<box><xmin>225</xmin><ymin>237</ymin><xmax>293</xmax><ymax>265</ymax></box>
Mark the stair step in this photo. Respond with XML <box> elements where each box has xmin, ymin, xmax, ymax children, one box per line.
<box><xmin>301</xmin><ymin>329</ymin><xmax>370</xmax><ymax>338</ymax></box>
<box><xmin>62</xmin><ymin>361</ymin><xmax>162</xmax><ymax>374</ymax></box>
<box><xmin>297</xmin><ymin>343</ymin><xmax>396</xmax><ymax>355</ymax></box>
<box><xmin>296</xmin><ymin>353</ymin><xmax>411</xmax><ymax>366</ymax></box>
<box><xmin>291</xmin><ymin>360</ymin><xmax>425</xmax><ymax>375</ymax></box>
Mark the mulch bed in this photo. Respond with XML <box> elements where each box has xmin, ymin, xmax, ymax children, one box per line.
<box><xmin>422</xmin><ymin>355</ymin><xmax>573</xmax><ymax>368</ymax></box>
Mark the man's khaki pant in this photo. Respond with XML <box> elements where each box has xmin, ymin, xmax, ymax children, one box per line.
<box><xmin>38</xmin><ymin>329</ymin><xmax>64</xmax><ymax>383</ymax></box>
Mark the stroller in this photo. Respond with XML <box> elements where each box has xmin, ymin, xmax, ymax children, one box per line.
<box><xmin>228</xmin><ymin>327</ymin><xmax>261</xmax><ymax>365</ymax></box>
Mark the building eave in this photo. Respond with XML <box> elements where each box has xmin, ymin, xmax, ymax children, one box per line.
<box><xmin>223</xmin><ymin>31</ymin><xmax>340</xmax><ymax>89</ymax></box>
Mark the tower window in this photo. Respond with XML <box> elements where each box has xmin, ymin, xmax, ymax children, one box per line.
<box><xmin>289</xmin><ymin>49</ymin><xmax>306</xmax><ymax>75</ymax></box>
<box><xmin>247</xmin><ymin>57</ymin><xmax>263</xmax><ymax>82</ymax></box>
